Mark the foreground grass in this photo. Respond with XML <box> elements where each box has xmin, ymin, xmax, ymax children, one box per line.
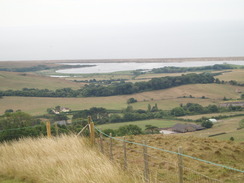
<box><xmin>0</xmin><ymin>135</ymin><xmax>137</xmax><ymax>183</ymax></box>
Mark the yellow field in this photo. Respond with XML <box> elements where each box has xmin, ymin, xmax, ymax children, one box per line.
<box><xmin>0</xmin><ymin>83</ymin><xmax>243</xmax><ymax>115</ymax></box>
<box><xmin>215</xmin><ymin>69</ymin><xmax>244</xmax><ymax>83</ymax></box>
<box><xmin>0</xmin><ymin>71</ymin><xmax>83</xmax><ymax>90</ymax></box>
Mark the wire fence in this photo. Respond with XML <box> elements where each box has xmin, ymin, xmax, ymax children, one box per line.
<box><xmin>93</xmin><ymin>126</ymin><xmax>244</xmax><ymax>183</ymax></box>
<box><xmin>1</xmin><ymin>119</ymin><xmax>244</xmax><ymax>182</ymax></box>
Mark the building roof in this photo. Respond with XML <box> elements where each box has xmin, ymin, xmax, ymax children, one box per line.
<box><xmin>171</xmin><ymin>123</ymin><xmax>205</xmax><ymax>133</ymax></box>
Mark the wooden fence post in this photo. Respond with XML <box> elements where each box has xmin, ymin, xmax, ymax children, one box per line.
<box><xmin>46</xmin><ymin>121</ymin><xmax>51</xmax><ymax>138</ymax></box>
<box><xmin>123</xmin><ymin>136</ymin><xmax>127</xmax><ymax>170</ymax></box>
<box><xmin>143</xmin><ymin>140</ymin><xmax>149</xmax><ymax>183</ymax></box>
<box><xmin>88</xmin><ymin>116</ymin><xmax>95</xmax><ymax>146</ymax></box>
<box><xmin>178</xmin><ymin>146</ymin><xmax>184</xmax><ymax>183</ymax></box>
<box><xmin>55</xmin><ymin>123</ymin><xmax>59</xmax><ymax>136</ymax></box>
<box><xmin>109</xmin><ymin>133</ymin><xmax>113</xmax><ymax>160</ymax></box>
<box><xmin>99</xmin><ymin>132</ymin><xmax>104</xmax><ymax>154</ymax></box>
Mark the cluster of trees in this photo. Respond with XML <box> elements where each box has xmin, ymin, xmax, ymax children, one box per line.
<box><xmin>0</xmin><ymin>88</ymin><xmax>82</xmax><ymax>97</ymax></box>
<box><xmin>0</xmin><ymin>73</ymin><xmax>215</xmax><ymax>98</ymax></box>
<box><xmin>81</xmin><ymin>73</ymin><xmax>215</xmax><ymax>97</ymax></box>
<box><xmin>103</xmin><ymin>124</ymin><xmax>143</xmax><ymax>136</ymax></box>
<box><xmin>151</xmin><ymin>64</ymin><xmax>242</xmax><ymax>74</ymax></box>
<box><xmin>170</xmin><ymin>103</ymin><xmax>242</xmax><ymax>117</ymax></box>
<box><xmin>0</xmin><ymin>111</ymin><xmax>43</xmax><ymax>141</ymax></box>
<box><xmin>0</xmin><ymin>110</ymin><xmax>90</xmax><ymax>142</ymax></box>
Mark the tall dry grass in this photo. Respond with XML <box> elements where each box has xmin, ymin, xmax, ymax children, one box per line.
<box><xmin>0</xmin><ymin>135</ymin><xmax>139</xmax><ymax>183</ymax></box>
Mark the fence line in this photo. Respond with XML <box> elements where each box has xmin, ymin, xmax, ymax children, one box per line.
<box><xmin>95</xmin><ymin>126</ymin><xmax>244</xmax><ymax>174</ymax></box>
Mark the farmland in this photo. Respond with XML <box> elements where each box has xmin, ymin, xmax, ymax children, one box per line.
<box><xmin>0</xmin><ymin>83</ymin><xmax>243</xmax><ymax>115</ymax></box>
<box><xmin>0</xmin><ymin>60</ymin><xmax>244</xmax><ymax>183</ymax></box>
<box><xmin>0</xmin><ymin>71</ymin><xmax>83</xmax><ymax>90</ymax></box>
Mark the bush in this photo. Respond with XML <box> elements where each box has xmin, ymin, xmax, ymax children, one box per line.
<box><xmin>201</xmin><ymin>121</ymin><xmax>213</xmax><ymax>128</ymax></box>
<box><xmin>239</xmin><ymin>119</ymin><xmax>244</xmax><ymax>129</ymax></box>
<box><xmin>127</xmin><ymin>98</ymin><xmax>137</xmax><ymax>104</ymax></box>
<box><xmin>117</xmin><ymin>125</ymin><xmax>142</xmax><ymax>136</ymax></box>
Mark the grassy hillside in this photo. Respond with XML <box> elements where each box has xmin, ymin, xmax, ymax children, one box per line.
<box><xmin>105</xmin><ymin>134</ymin><xmax>244</xmax><ymax>183</ymax></box>
<box><xmin>0</xmin><ymin>135</ymin><xmax>137</xmax><ymax>183</ymax></box>
<box><xmin>0</xmin><ymin>71</ymin><xmax>83</xmax><ymax>90</ymax></box>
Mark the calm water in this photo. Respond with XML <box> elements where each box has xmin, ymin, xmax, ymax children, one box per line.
<box><xmin>56</xmin><ymin>61</ymin><xmax>244</xmax><ymax>74</ymax></box>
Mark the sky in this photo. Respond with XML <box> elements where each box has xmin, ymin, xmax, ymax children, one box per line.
<box><xmin>0</xmin><ymin>0</ymin><xmax>244</xmax><ymax>61</ymax></box>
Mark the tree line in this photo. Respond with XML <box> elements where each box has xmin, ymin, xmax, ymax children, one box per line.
<box><xmin>150</xmin><ymin>64</ymin><xmax>243</xmax><ymax>74</ymax></box>
<box><xmin>0</xmin><ymin>73</ymin><xmax>215</xmax><ymax>97</ymax></box>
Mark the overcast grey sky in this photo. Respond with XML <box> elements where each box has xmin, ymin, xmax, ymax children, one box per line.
<box><xmin>0</xmin><ymin>0</ymin><xmax>244</xmax><ymax>61</ymax></box>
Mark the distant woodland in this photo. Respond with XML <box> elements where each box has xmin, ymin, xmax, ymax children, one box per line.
<box><xmin>0</xmin><ymin>73</ymin><xmax>215</xmax><ymax>97</ymax></box>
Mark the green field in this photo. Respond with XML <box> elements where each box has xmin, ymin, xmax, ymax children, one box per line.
<box><xmin>97</xmin><ymin>119</ymin><xmax>188</xmax><ymax>130</ymax></box>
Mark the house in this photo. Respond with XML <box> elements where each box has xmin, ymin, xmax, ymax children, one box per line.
<box><xmin>208</xmin><ymin>118</ymin><xmax>217</xmax><ymax>123</ymax></box>
<box><xmin>60</xmin><ymin>107</ymin><xmax>70</xmax><ymax>112</ymax></box>
<box><xmin>52</xmin><ymin>107</ymin><xmax>71</xmax><ymax>114</ymax></box>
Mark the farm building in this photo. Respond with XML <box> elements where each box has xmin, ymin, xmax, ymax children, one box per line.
<box><xmin>159</xmin><ymin>123</ymin><xmax>205</xmax><ymax>134</ymax></box>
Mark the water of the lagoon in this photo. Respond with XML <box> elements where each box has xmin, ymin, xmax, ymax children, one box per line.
<box><xmin>56</xmin><ymin>61</ymin><xmax>244</xmax><ymax>74</ymax></box>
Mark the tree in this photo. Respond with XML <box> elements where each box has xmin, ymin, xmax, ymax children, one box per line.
<box><xmin>127</xmin><ymin>98</ymin><xmax>137</xmax><ymax>104</ymax></box>
<box><xmin>47</xmin><ymin>108</ymin><xmax>54</xmax><ymax>114</ymax></box>
<box><xmin>239</xmin><ymin>119</ymin><xmax>244</xmax><ymax>129</ymax></box>
<box><xmin>151</xmin><ymin>103</ymin><xmax>159</xmax><ymax>112</ymax></box>
<box><xmin>5</xmin><ymin>109</ymin><xmax>14</xmax><ymax>113</ymax></box>
<box><xmin>103</xmin><ymin>129</ymin><xmax>116</xmax><ymax>137</ymax></box>
<box><xmin>55</xmin><ymin>106</ymin><xmax>61</xmax><ymax>112</ymax></box>
<box><xmin>117</xmin><ymin>125</ymin><xmax>142</xmax><ymax>136</ymax></box>
<box><xmin>171</xmin><ymin>107</ymin><xmax>186</xmax><ymax>116</ymax></box>
<box><xmin>201</xmin><ymin>121</ymin><xmax>213</xmax><ymax>128</ymax></box>
<box><xmin>124</xmin><ymin>105</ymin><xmax>134</xmax><ymax>113</ymax></box>
<box><xmin>147</xmin><ymin>104</ymin><xmax>152</xmax><ymax>112</ymax></box>
<box><xmin>230</xmin><ymin>137</ymin><xmax>234</xmax><ymax>141</ymax></box>
<box><xmin>109</xmin><ymin>114</ymin><xmax>122</xmax><ymax>123</ymax></box>
<box><xmin>241</xmin><ymin>94</ymin><xmax>244</xmax><ymax>99</ymax></box>
<box><xmin>145</xmin><ymin>125</ymin><xmax>159</xmax><ymax>134</ymax></box>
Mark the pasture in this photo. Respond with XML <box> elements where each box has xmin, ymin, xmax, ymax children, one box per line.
<box><xmin>186</xmin><ymin>116</ymin><xmax>244</xmax><ymax>141</ymax></box>
<box><xmin>215</xmin><ymin>69</ymin><xmax>244</xmax><ymax>83</ymax></box>
<box><xmin>97</xmin><ymin>119</ymin><xmax>187</xmax><ymax>130</ymax></box>
<box><xmin>0</xmin><ymin>71</ymin><xmax>83</xmax><ymax>90</ymax></box>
